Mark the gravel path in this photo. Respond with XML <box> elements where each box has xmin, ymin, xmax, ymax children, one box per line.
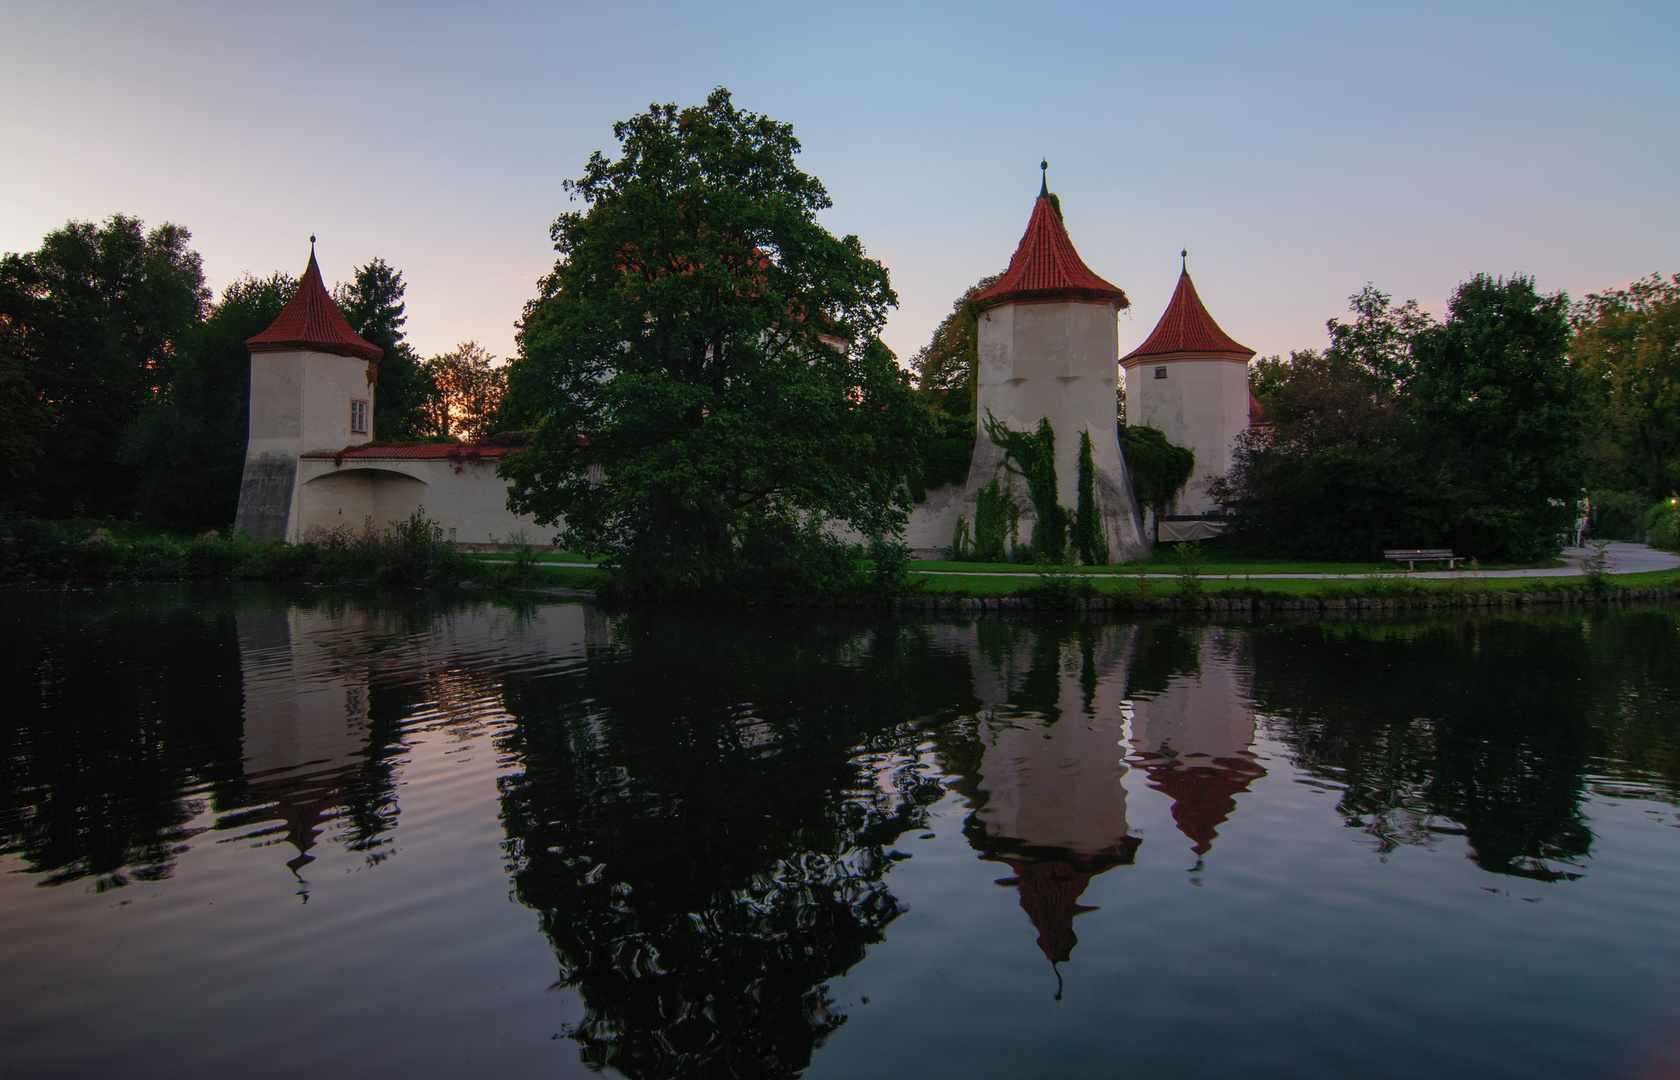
<box><xmin>909</xmin><ymin>542</ymin><xmax>1680</xmax><ymax>580</ymax></box>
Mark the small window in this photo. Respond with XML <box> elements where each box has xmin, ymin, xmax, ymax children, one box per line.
<box><xmin>1154</xmin><ymin>366</ymin><xmax>1168</xmax><ymax>379</ymax></box>
<box><xmin>350</xmin><ymin>399</ymin><xmax>369</xmax><ymax>434</ymax></box>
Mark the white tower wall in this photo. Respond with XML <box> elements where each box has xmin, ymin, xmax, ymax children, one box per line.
<box><xmin>234</xmin><ymin>348</ymin><xmax>374</xmax><ymax>541</ymax></box>
<box><xmin>957</xmin><ymin>299</ymin><xmax>1148</xmax><ymax>562</ymax></box>
<box><xmin>1123</xmin><ymin>354</ymin><xmax>1249</xmax><ymax>515</ymax></box>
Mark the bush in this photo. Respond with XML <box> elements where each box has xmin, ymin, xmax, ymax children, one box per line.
<box><xmin>1650</xmin><ymin>499</ymin><xmax>1679</xmax><ymax>551</ymax></box>
<box><xmin>0</xmin><ymin>511</ymin><xmax>468</xmax><ymax>585</ymax></box>
<box><xmin>1590</xmin><ymin>490</ymin><xmax>1647</xmax><ymax>542</ymax></box>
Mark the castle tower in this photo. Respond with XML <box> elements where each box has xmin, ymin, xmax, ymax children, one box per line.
<box><xmin>232</xmin><ymin>246</ymin><xmax>383</xmax><ymax>540</ymax></box>
<box><xmin>962</xmin><ymin>170</ymin><xmax>1149</xmax><ymax>562</ymax></box>
<box><xmin>1120</xmin><ymin>259</ymin><xmax>1256</xmax><ymax>517</ymax></box>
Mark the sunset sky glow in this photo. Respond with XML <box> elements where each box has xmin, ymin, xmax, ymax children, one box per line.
<box><xmin>2</xmin><ymin>0</ymin><xmax>1675</xmax><ymax>367</ymax></box>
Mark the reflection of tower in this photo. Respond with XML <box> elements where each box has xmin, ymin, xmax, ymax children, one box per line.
<box><xmin>1127</xmin><ymin>631</ymin><xmax>1264</xmax><ymax>857</ymax></box>
<box><xmin>236</xmin><ymin>610</ymin><xmax>373</xmax><ymax>879</ymax></box>
<box><xmin>939</xmin><ymin>623</ymin><xmax>1141</xmax><ymax>968</ymax></box>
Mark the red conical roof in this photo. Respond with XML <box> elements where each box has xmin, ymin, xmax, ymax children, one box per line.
<box><xmin>974</xmin><ymin>195</ymin><xmax>1128</xmax><ymax>311</ymax></box>
<box><xmin>1121</xmin><ymin>269</ymin><xmax>1253</xmax><ymax>365</ymax></box>
<box><xmin>246</xmin><ymin>249</ymin><xmax>384</xmax><ymax>362</ymax></box>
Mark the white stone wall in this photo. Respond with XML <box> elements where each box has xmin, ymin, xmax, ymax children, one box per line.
<box><xmin>905</xmin><ymin>299</ymin><xmax>1148</xmax><ymax>561</ymax></box>
<box><xmin>1122</xmin><ymin>354</ymin><xmax>1250</xmax><ymax>515</ymax></box>
<box><xmin>293</xmin><ymin>456</ymin><xmax>550</xmax><ymax>546</ymax></box>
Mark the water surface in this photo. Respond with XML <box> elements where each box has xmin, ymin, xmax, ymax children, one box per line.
<box><xmin>3</xmin><ymin>587</ymin><xmax>1678</xmax><ymax>1078</ymax></box>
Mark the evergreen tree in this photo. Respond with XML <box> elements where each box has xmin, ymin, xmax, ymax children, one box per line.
<box><xmin>334</xmin><ymin>258</ymin><xmax>434</xmax><ymax>440</ymax></box>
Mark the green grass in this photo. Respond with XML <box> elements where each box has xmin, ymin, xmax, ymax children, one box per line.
<box><xmin>466</xmin><ymin>550</ymin><xmax>596</xmax><ymax>564</ymax></box>
<box><xmin>911</xmin><ymin>567</ymin><xmax>1680</xmax><ymax>600</ymax></box>
<box><xmin>912</xmin><ymin>552</ymin><xmax>1568</xmax><ymax>576</ymax></box>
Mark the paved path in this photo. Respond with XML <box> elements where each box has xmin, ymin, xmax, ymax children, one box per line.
<box><xmin>908</xmin><ymin>542</ymin><xmax>1680</xmax><ymax>580</ymax></box>
<box><xmin>487</xmin><ymin>542</ymin><xmax>1679</xmax><ymax>580</ymax></box>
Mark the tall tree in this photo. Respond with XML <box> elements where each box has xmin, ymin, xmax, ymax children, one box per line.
<box><xmin>1412</xmin><ymin>274</ymin><xmax>1585</xmax><ymax>560</ymax></box>
<box><xmin>122</xmin><ymin>273</ymin><xmax>294</xmax><ymax>530</ymax></box>
<box><xmin>501</xmin><ymin>89</ymin><xmax>927</xmax><ymax>595</ymax></box>
<box><xmin>419</xmin><ymin>341</ymin><xmax>506</xmax><ymax>439</ymax></box>
<box><xmin>334</xmin><ymin>258</ymin><xmax>434</xmax><ymax>440</ymax></box>
<box><xmin>912</xmin><ymin>272</ymin><xmax>1000</xmax><ymax>403</ymax></box>
<box><xmin>1323</xmin><ymin>283</ymin><xmax>1437</xmax><ymax>389</ymax></box>
<box><xmin>0</xmin><ymin>215</ymin><xmax>207</xmax><ymax>514</ymax></box>
<box><xmin>1217</xmin><ymin>287</ymin><xmax>1445</xmax><ymax>560</ymax></box>
<box><xmin>1569</xmin><ymin>273</ymin><xmax>1680</xmax><ymax>500</ymax></box>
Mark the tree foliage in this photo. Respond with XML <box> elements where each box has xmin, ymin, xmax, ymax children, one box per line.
<box><xmin>983</xmin><ymin>413</ymin><xmax>1066</xmax><ymax>562</ymax></box>
<box><xmin>500</xmin><ymin>89</ymin><xmax>927</xmax><ymax>595</ymax></box>
<box><xmin>1570</xmin><ymin>273</ymin><xmax>1680</xmax><ymax>501</ymax></box>
<box><xmin>334</xmin><ymin>258</ymin><xmax>434</xmax><ymax>440</ymax></box>
<box><xmin>1219</xmin><ymin>278</ymin><xmax>1584</xmax><ymax>561</ymax></box>
<box><xmin>912</xmin><ymin>273</ymin><xmax>999</xmax><ymax>400</ymax></box>
<box><xmin>1411</xmin><ymin>274</ymin><xmax>1584</xmax><ymax>560</ymax></box>
<box><xmin>0</xmin><ymin>215</ymin><xmax>207</xmax><ymax>514</ymax></box>
<box><xmin>419</xmin><ymin>341</ymin><xmax>506</xmax><ymax>439</ymax></box>
<box><xmin>1119</xmin><ymin>425</ymin><xmax>1196</xmax><ymax>519</ymax></box>
<box><xmin>123</xmin><ymin>273</ymin><xmax>294</xmax><ymax>530</ymax></box>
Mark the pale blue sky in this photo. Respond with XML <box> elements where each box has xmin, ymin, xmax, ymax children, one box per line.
<box><xmin>3</xmin><ymin>1</ymin><xmax>1675</xmax><ymax>367</ymax></box>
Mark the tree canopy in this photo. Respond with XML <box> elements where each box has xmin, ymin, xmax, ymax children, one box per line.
<box><xmin>1570</xmin><ymin>273</ymin><xmax>1680</xmax><ymax>501</ymax></box>
<box><xmin>123</xmin><ymin>272</ymin><xmax>294</xmax><ymax>530</ymax></box>
<box><xmin>334</xmin><ymin>258</ymin><xmax>434</xmax><ymax>440</ymax></box>
<box><xmin>1218</xmin><ymin>279</ymin><xmax>1582</xmax><ymax>561</ymax></box>
<box><xmin>419</xmin><ymin>341</ymin><xmax>506</xmax><ymax>439</ymax></box>
<box><xmin>1411</xmin><ymin>274</ymin><xmax>1584</xmax><ymax>560</ymax></box>
<box><xmin>500</xmin><ymin>88</ymin><xmax>927</xmax><ymax>595</ymax></box>
<box><xmin>0</xmin><ymin>215</ymin><xmax>207</xmax><ymax>514</ymax></box>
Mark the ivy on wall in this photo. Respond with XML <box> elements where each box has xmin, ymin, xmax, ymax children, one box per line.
<box><xmin>1073</xmin><ymin>430</ymin><xmax>1109</xmax><ymax>565</ymax></box>
<box><xmin>984</xmin><ymin>412</ymin><xmax>1067</xmax><ymax>563</ymax></box>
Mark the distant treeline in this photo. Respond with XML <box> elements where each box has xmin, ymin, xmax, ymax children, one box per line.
<box><xmin>1207</xmin><ymin>277</ymin><xmax>1680</xmax><ymax>560</ymax></box>
<box><xmin>0</xmin><ymin>216</ymin><xmax>508</xmax><ymax>533</ymax></box>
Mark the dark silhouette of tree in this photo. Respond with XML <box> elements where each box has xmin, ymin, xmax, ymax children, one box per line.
<box><xmin>495</xmin><ymin>610</ymin><xmax>974</xmax><ymax>1078</ymax></box>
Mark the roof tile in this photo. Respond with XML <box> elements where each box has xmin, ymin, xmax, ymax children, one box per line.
<box><xmin>975</xmin><ymin>196</ymin><xmax>1128</xmax><ymax>310</ymax></box>
<box><xmin>246</xmin><ymin>250</ymin><xmax>384</xmax><ymax>363</ymax></box>
<box><xmin>1121</xmin><ymin>270</ymin><xmax>1253</xmax><ymax>363</ymax></box>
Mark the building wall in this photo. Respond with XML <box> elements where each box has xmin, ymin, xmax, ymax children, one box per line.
<box><xmin>1122</xmin><ymin>354</ymin><xmax>1249</xmax><ymax>515</ymax></box>
<box><xmin>236</xmin><ymin>348</ymin><xmax>375</xmax><ymax>540</ymax></box>
<box><xmin>910</xmin><ymin>299</ymin><xmax>1147</xmax><ymax>561</ymax></box>
<box><xmin>294</xmin><ymin>457</ymin><xmax>548</xmax><ymax>546</ymax></box>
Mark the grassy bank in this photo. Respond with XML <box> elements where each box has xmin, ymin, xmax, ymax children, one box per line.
<box><xmin>1</xmin><ymin>514</ymin><xmax>472</xmax><ymax>586</ymax></box>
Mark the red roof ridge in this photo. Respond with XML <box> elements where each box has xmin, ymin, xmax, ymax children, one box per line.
<box><xmin>246</xmin><ymin>249</ymin><xmax>384</xmax><ymax>363</ymax></box>
<box><xmin>300</xmin><ymin>441</ymin><xmax>520</xmax><ymax>461</ymax></box>
<box><xmin>975</xmin><ymin>194</ymin><xmax>1128</xmax><ymax>311</ymax></box>
<box><xmin>1120</xmin><ymin>268</ymin><xmax>1253</xmax><ymax>364</ymax></box>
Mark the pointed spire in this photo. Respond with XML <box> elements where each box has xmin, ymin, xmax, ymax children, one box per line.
<box><xmin>246</xmin><ymin>245</ymin><xmax>383</xmax><ymax>362</ymax></box>
<box><xmin>1120</xmin><ymin>262</ymin><xmax>1254</xmax><ymax>365</ymax></box>
<box><xmin>974</xmin><ymin>177</ymin><xmax>1127</xmax><ymax>310</ymax></box>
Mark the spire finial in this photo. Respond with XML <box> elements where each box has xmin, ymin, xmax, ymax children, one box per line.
<box><xmin>1040</xmin><ymin>159</ymin><xmax>1049</xmax><ymax>198</ymax></box>
<box><xmin>1181</xmin><ymin>248</ymin><xmax>1187</xmax><ymax>272</ymax></box>
<box><xmin>309</xmin><ymin>235</ymin><xmax>317</xmax><ymax>258</ymax></box>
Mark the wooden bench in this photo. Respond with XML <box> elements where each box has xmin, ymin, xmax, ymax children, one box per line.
<box><xmin>1383</xmin><ymin>548</ymin><xmax>1463</xmax><ymax>571</ymax></box>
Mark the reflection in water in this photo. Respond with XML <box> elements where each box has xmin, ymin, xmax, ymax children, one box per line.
<box><xmin>935</xmin><ymin>622</ymin><xmax>1140</xmax><ymax>970</ymax></box>
<box><xmin>495</xmin><ymin>611</ymin><xmax>973</xmax><ymax>1078</ymax></box>
<box><xmin>3</xmin><ymin>590</ymin><xmax>1680</xmax><ymax>1079</ymax></box>
<box><xmin>1247</xmin><ymin>617</ymin><xmax>1671</xmax><ymax>880</ymax></box>
<box><xmin>1127</xmin><ymin>627</ymin><xmax>1266</xmax><ymax>862</ymax></box>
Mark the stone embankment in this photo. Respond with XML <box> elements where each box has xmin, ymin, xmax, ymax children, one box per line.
<box><xmin>890</xmin><ymin>584</ymin><xmax>1680</xmax><ymax>617</ymax></box>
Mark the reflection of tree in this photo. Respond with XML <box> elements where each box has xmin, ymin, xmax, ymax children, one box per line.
<box><xmin>497</xmin><ymin>610</ymin><xmax>976</xmax><ymax>1079</ymax></box>
<box><xmin>1247</xmin><ymin>616</ymin><xmax>1660</xmax><ymax>881</ymax></box>
<box><xmin>0</xmin><ymin>592</ymin><xmax>246</xmax><ymax>888</ymax></box>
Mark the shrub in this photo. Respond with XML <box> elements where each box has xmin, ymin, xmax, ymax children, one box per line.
<box><xmin>1650</xmin><ymin>499</ymin><xmax>1679</xmax><ymax>551</ymax></box>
